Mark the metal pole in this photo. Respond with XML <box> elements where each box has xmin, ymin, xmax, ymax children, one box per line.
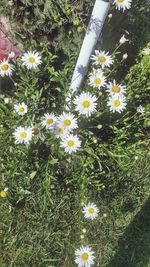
<box><xmin>69</xmin><ymin>0</ymin><xmax>110</xmax><ymax>93</ymax></box>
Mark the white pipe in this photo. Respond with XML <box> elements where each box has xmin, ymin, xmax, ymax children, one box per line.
<box><xmin>69</xmin><ymin>0</ymin><xmax>110</xmax><ymax>93</ymax></box>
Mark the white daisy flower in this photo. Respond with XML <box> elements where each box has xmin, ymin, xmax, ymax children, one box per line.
<box><xmin>57</xmin><ymin>112</ymin><xmax>78</xmax><ymax>131</ymax></box>
<box><xmin>107</xmin><ymin>95</ymin><xmax>127</xmax><ymax>113</ymax></box>
<box><xmin>137</xmin><ymin>105</ymin><xmax>145</xmax><ymax>114</ymax></box>
<box><xmin>106</xmin><ymin>80</ymin><xmax>126</xmax><ymax>96</ymax></box>
<box><xmin>0</xmin><ymin>60</ymin><xmax>14</xmax><ymax>77</ymax></box>
<box><xmin>74</xmin><ymin>92</ymin><xmax>97</xmax><ymax>117</ymax></box>
<box><xmin>142</xmin><ymin>47</ymin><xmax>150</xmax><ymax>56</ymax></box>
<box><xmin>88</xmin><ymin>69</ymin><xmax>106</xmax><ymax>89</ymax></box>
<box><xmin>41</xmin><ymin>113</ymin><xmax>57</xmax><ymax>129</ymax></box>
<box><xmin>75</xmin><ymin>246</ymin><xmax>95</xmax><ymax>267</ymax></box>
<box><xmin>119</xmin><ymin>35</ymin><xmax>128</xmax><ymax>44</ymax></box>
<box><xmin>60</xmin><ymin>134</ymin><xmax>81</xmax><ymax>154</ymax></box>
<box><xmin>20</xmin><ymin>51</ymin><xmax>42</xmax><ymax>69</ymax></box>
<box><xmin>91</xmin><ymin>50</ymin><xmax>113</xmax><ymax>68</ymax></box>
<box><xmin>113</xmin><ymin>0</ymin><xmax>132</xmax><ymax>12</ymax></box>
<box><xmin>53</xmin><ymin>127</ymin><xmax>69</xmax><ymax>139</ymax></box>
<box><xmin>83</xmin><ymin>203</ymin><xmax>99</xmax><ymax>220</ymax></box>
<box><xmin>13</xmin><ymin>126</ymin><xmax>33</xmax><ymax>144</ymax></box>
<box><xmin>14</xmin><ymin>102</ymin><xmax>27</xmax><ymax>116</ymax></box>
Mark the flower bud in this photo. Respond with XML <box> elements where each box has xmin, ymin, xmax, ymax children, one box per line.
<box><xmin>122</xmin><ymin>53</ymin><xmax>128</xmax><ymax>60</ymax></box>
<box><xmin>119</xmin><ymin>35</ymin><xmax>128</xmax><ymax>44</ymax></box>
<box><xmin>97</xmin><ymin>124</ymin><xmax>102</xmax><ymax>129</ymax></box>
<box><xmin>0</xmin><ymin>188</ymin><xmax>8</xmax><ymax>198</ymax></box>
<box><xmin>8</xmin><ymin>52</ymin><xmax>15</xmax><ymax>59</ymax></box>
<box><xmin>4</xmin><ymin>98</ymin><xmax>10</xmax><ymax>103</ymax></box>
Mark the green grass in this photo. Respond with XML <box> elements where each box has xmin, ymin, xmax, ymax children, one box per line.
<box><xmin>107</xmin><ymin>198</ymin><xmax>150</xmax><ymax>267</ymax></box>
<box><xmin>1</xmin><ymin>154</ymin><xmax>150</xmax><ymax>267</ymax></box>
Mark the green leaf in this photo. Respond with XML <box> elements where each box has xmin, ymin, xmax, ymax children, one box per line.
<box><xmin>49</xmin><ymin>159</ymin><xmax>58</xmax><ymax>165</ymax></box>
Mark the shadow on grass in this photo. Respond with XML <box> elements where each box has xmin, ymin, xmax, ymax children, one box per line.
<box><xmin>106</xmin><ymin>197</ymin><xmax>150</xmax><ymax>267</ymax></box>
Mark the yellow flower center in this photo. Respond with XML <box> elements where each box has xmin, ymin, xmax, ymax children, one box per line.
<box><xmin>28</xmin><ymin>56</ymin><xmax>35</xmax><ymax>63</ymax></box>
<box><xmin>88</xmin><ymin>207</ymin><xmax>95</xmax><ymax>214</ymax></box>
<box><xmin>18</xmin><ymin>107</ymin><xmax>25</xmax><ymax>113</ymax></box>
<box><xmin>82</xmin><ymin>100</ymin><xmax>90</xmax><ymax>108</ymax></box>
<box><xmin>1</xmin><ymin>64</ymin><xmax>9</xmax><ymax>71</ymax></box>
<box><xmin>0</xmin><ymin>191</ymin><xmax>7</xmax><ymax>198</ymax></box>
<box><xmin>67</xmin><ymin>140</ymin><xmax>74</xmax><ymax>147</ymax></box>
<box><xmin>112</xmin><ymin>85</ymin><xmax>120</xmax><ymax>93</ymax></box>
<box><xmin>116</xmin><ymin>0</ymin><xmax>124</xmax><ymax>3</ymax></box>
<box><xmin>47</xmin><ymin>118</ymin><xmax>53</xmax><ymax>125</ymax></box>
<box><xmin>32</xmin><ymin>127</ymin><xmax>39</xmax><ymax>135</ymax></box>
<box><xmin>98</xmin><ymin>56</ymin><xmax>106</xmax><ymax>62</ymax></box>
<box><xmin>20</xmin><ymin>132</ymin><xmax>27</xmax><ymax>139</ymax></box>
<box><xmin>81</xmin><ymin>253</ymin><xmax>89</xmax><ymax>261</ymax></box>
<box><xmin>114</xmin><ymin>99</ymin><xmax>121</xmax><ymax>107</ymax></box>
<box><xmin>64</xmin><ymin>119</ymin><xmax>71</xmax><ymax>126</ymax></box>
<box><xmin>58</xmin><ymin>128</ymin><xmax>64</xmax><ymax>135</ymax></box>
<box><xmin>94</xmin><ymin>78</ymin><xmax>101</xmax><ymax>85</ymax></box>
